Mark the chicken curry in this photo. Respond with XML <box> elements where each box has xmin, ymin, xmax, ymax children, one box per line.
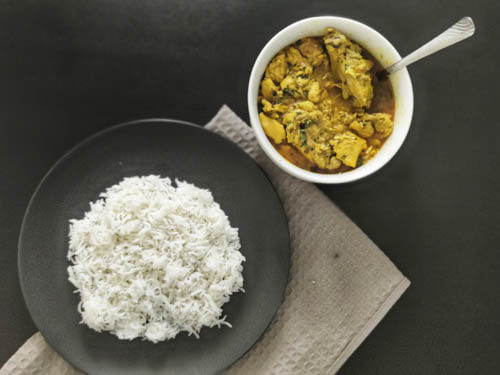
<box><xmin>258</xmin><ymin>28</ymin><xmax>395</xmax><ymax>173</ymax></box>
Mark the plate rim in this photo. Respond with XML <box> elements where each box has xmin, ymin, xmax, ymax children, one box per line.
<box><xmin>17</xmin><ymin>118</ymin><xmax>290</xmax><ymax>375</ymax></box>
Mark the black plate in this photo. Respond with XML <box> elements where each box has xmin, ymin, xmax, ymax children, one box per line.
<box><xmin>18</xmin><ymin>120</ymin><xmax>290</xmax><ymax>375</ymax></box>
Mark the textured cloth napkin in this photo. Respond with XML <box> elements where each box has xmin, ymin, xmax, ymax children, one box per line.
<box><xmin>1</xmin><ymin>105</ymin><xmax>409</xmax><ymax>375</ymax></box>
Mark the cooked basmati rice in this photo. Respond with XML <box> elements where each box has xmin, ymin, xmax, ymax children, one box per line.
<box><xmin>67</xmin><ymin>175</ymin><xmax>245</xmax><ymax>343</ymax></box>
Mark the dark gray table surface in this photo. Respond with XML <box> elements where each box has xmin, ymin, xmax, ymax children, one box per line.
<box><xmin>1</xmin><ymin>1</ymin><xmax>498</xmax><ymax>374</ymax></box>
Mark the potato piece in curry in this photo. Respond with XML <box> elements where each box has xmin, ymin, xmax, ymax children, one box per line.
<box><xmin>258</xmin><ymin>27</ymin><xmax>395</xmax><ymax>173</ymax></box>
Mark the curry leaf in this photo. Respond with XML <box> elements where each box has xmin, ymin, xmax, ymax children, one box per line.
<box><xmin>356</xmin><ymin>156</ymin><xmax>363</xmax><ymax>167</ymax></box>
<box><xmin>300</xmin><ymin>129</ymin><xmax>307</xmax><ymax>146</ymax></box>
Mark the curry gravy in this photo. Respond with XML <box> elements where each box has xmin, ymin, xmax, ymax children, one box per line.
<box><xmin>259</xmin><ymin>29</ymin><xmax>395</xmax><ymax>174</ymax></box>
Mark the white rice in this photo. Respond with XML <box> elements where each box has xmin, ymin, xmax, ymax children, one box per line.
<box><xmin>67</xmin><ymin>175</ymin><xmax>245</xmax><ymax>343</ymax></box>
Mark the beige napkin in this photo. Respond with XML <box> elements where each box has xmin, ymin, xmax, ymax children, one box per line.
<box><xmin>1</xmin><ymin>105</ymin><xmax>409</xmax><ymax>375</ymax></box>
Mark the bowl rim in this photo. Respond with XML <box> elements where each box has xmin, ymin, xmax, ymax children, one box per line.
<box><xmin>247</xmin><ymin>15</ymin><xmax>414</xmax><ymax>184</ymax></box>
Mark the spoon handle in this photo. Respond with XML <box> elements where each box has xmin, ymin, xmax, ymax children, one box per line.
<box><xmin>385</xmin><ymin>17</ymin><xmax>475</xmax><ymax>75</ymax></box>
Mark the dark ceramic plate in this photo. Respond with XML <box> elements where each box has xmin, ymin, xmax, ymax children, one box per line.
<box><xmin>18</xmin><ymin>120</ymin><xmax>290</xmax><ymax>375</ymax></box>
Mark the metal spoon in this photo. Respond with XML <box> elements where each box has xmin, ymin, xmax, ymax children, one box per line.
<box><xmin>377</xmin><ymin>17</ymin><xmax>475</xmax><ymax>80</ymax></box>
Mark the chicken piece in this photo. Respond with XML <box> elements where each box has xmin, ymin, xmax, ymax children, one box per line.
<box><xmin>308</xmin><ymin>81</ymin><xmax>321</xmax><ymax>103</ymax></box>
<box><xmin>280</xmin><ymin>75</ymin><xmax>297</xmax><ymax>91</ymax></box>
<box><xmin>330</xmin><ymin>131</ymin><xmax>367</xmax><ymax>167</ymax></box>
<box><xmin>286</xmin><ymin>47</ymin><xmax>314</xmax><ymax>79</ymax></box>
<box><xmin>361</xmin><ymin>113</ymin><xmax>393</xmax><ymax>137</ymax></box>
<box><xmin>282</xmin><ymin>108</ymin><xmax>318</xmax><ymax>127</ymax></box>
<box><xmin>261</xmin><ymin>99</ymin><xmax>288</xmax><ymax>114</ymax></box>
<box><xmin>285</xmin><ymin>120</ymin><xmax>341</xmax><ymax>170</ymax></box>
<box><xmin>298</xmin><ymin>101</ymin><xmax>316</xmax><ymax>111</ymax></box>
<box><xmin>261</xmin><ymin>98</ymin><xmax>273</xmax><ymax>112</ymax></box>
<box><xmin>280</xmin><ymin>75</ymin><xmax>306</xmax><ymax>99</ymax></box>
<box><xmin>282</xmin><ymin>110</ymin><xmax>298</xmax><ymax>126</ymax></box>
<box><xmin>349</xmin><ymin>120</ymin><xmax>375</xmax><ymax>138</ymax></box>
<box><xmin>305</xmin><ymin>148</ymin><xmax>341</xmax><ymax>170</ymax></box>
<box><xmin>324</xmin><ymin>28</ymin><xmax>374</xmax><ymax>108</ymax></box>
<box><xmin>327</xmin><ymin>156</ymin><xmax>342</xmax><ymax>169</ymax></box>
<box><xmin>330</xmin><ymin>110</ymin><xmax>356</xmax><ymax>134</ymax></box>
<box><xmin>303</xmin><ymin>135</ymin><xmax>342</xmax><ymax>170</ymax></box>
<box><xmin>298</xmin><ymin>38</ymin><xmax>326</xmax><ymax>66</ymax></box>
<box><xmin>296</xmin><ymin>74</ymin><xmax>310</xmax><ymax>87</ymax></box>
<box><xmin>265</xmin><ymin>53</ymin><xmax>288</xmax><ymax>83</ymax></box>
<box><xmin>281</xmin><ymin>109</ymin><xmax>342</xmax><ymax>171</ymax></box>
<box><xmin>298</xmin><ymin>38</ymin><xmax>324</xmax><ymax>58</ymax></box>
<box><xmin>332</xmin><ymin>124</ymin><xmax>347</xmax><ymax>133</ymax></box>
<box><xmin>259</xmin><ymin>112</ymin><xmax>286</xmax><ymax>144</ymax></box>
<box><xmin>331</xmin><ymin>110</ymin><xmax>356</xmax><ymax>126</ymax></box>
<box><xmin>261</xmin><ymin>78</ymin><xmax>280</xmax><ymax>100</ymax></box>
<box><xmin>286</xmin><ymin>46</ymin><xmax>308</xmax><ymax>66</ymax></box>
<box><xmin>322</xmin><ymin>109</ymin><xmax>356</xmax><ymax>134</ymax></box>
<box><xmin>318</xmin><ymin>98</ymin><xmax>332</xmax><ymax>112</ymax></box>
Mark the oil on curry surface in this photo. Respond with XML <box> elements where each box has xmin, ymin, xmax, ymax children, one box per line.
<box><xmin>258</xmin><ymin>28</ymin><xmax>395</xmax><ymax>173</ymax></box>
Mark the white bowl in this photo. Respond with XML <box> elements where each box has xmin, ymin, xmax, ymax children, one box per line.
<box><xmin>248</xmin><ymin>16</ymin><xmax>414</xmax><ymax>184</ymax></box>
